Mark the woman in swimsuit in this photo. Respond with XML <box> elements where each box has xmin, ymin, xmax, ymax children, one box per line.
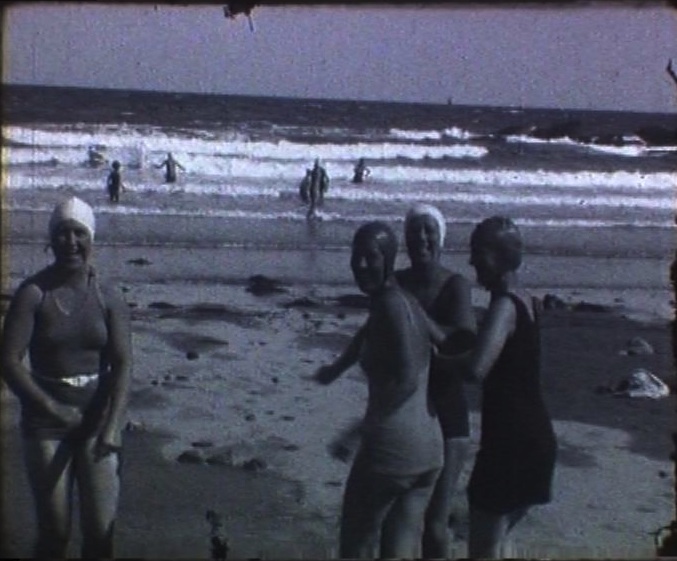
<box><xmin>438</xmin><ymin>216</ymin><xmax>557</xmax><ymax>558</ymax></box>
<box><xmin>314</xmin><ymin>221</ymin><xmax>446</xmax><ymax>559</ymax></box>
<box><xmin>393</xmin><ymin>204</ymin><xmax>476</xmax><ymax>558</ymax></box>
<box><xmin>1</xmin><ymin>196</ymin><xmax>132</xmax><ymax>558</ymax></box>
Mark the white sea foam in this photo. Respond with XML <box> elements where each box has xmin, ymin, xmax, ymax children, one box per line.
<box><xmin>4</xmin><ymin>121</ymin><xmax>674</xmax><ymax>231</ymax></box>
<box><xmin>3</xmin><ymin>125</ymin><xmax>488</xmax><ymax>166</ymax></box>
<box><xmin>5</xmin><ymin>168</ymin><xmax>673</xmax><ymax>214</ymax></box>
<box><xmin>505</xmin><ymin>131</ymin><xmax>677</xmax><ymax>158</ymax></box>
<box><xmin>6</xmin><ymin>161</ymin><xmax>674</xmax><ymax>198</ymax></box>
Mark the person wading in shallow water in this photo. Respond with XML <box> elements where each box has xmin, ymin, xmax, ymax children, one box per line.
<box><xmin>1</xmin><ymin>196</ymin><xmax>133</xmax><ymax>559</ymax></box>
<box><xmin>436</xmin><ymin>216</ymin><xmax>557</xmax><ymax>559</ymax></box>
<box><xmin>106</xmin><ymin>160</ymin><xmax>125</xmax><ymax>203</ymax></box>
<box><xmin>352</xmin><ymin>158</ymin><xmax>371</xmax><ymax>184</ymax></box>
<box><xmin>306</xmin><ymin>158</ymin><xmax>330</xmax><ymax>220</ymax></box>
<box><xmin>154</xmin><ymin>152</ymin><xmax>185</xmax><ymax>183</ymax></box>
<box><xmin>667</xmin><ymin>59</ymin><xmax>677</xmax><ymax>92</ymax></box>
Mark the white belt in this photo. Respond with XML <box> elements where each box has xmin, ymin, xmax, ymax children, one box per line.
<box><xmin>35</xmin><ymin>372</ymin><xmax>99</xmax><ymax>388</ymax></box>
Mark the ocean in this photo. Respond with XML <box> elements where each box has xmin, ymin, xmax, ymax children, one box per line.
<box><xmin>2</xmin><ymin>84</ymin><xmax>675</xmax><ymax>264</ymax></box>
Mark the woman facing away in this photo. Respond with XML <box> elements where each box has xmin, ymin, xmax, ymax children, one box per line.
<box><xmin>438</xmin><ymin>216</ymin><xmax>557</xmax><ymax>559</ymax></box>
<box><xmin>1</xmin><ymin>196</ymin><xmax>133</xmax><ymax>558</ymax></box>
<box><xmin>313</xmin><ymin>221</ymin><xmax>446</xmax><ymax>559</ymax></box>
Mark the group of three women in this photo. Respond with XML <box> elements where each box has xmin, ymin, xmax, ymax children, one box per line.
<box><xmin>1</xmin><ymin>196</ymin><xmax>556</xmax><ymax>559</ymax></box>
<box><xmin>314</xmin><ymin>204</ymin><xmax>557</xmax><ymax>559</ymax></box>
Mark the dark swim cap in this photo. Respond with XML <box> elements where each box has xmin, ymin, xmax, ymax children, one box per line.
<box><xmin>352</xmin><ymin>221</ymin><xmax>398</xmax><ymax>274</ymax></box>
<box><xmin>470</xmin><ymin>216</ymin><xmax>523</xmax><ymax>271</ymax></box>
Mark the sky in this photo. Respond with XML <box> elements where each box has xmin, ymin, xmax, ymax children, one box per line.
<box><xmin>3</xmin><ymin>2</ymin><xmax>677</xmax><ymax>113</ymax></box>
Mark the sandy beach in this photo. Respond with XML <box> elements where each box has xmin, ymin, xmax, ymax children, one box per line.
<box><xmin>1</xmin><ymin>223</ymin><xmax>675</xmax><ymax>558</ymax></box>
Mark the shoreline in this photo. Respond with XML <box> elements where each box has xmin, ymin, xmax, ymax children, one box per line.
<box><xmin>3</xmin><ymin>206</ymin><xmax>674</xmax><ymax>260</ymax></box>
<box><xmin>4</xmin><ymin>241</ymin><xmax>673</xmax><ymax>324</ymax></box>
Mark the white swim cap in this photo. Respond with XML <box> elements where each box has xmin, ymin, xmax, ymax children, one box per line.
<box><xmin>49</xmin><ymin>197</ymin><xmax>96</xmax><ymax>241</ymax></box>
<box><xmin>404</xmin><ymin>203</ymin><xmax>446</xmax><ymax>246</ymax></box>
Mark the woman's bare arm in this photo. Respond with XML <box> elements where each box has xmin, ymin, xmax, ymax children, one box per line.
<box><xmin>436</xmin><ymin>274</ymin><xmax>478</xmax><ymax>354</ymax></box>
<box><xmin>0</xmin><ymin>283</ymin><xmax>82</xmax><ymax>426</ymax></box>
<box><xmin>97</xmin><ymin>284</ymin><xmax>133</xmax><ymax>452</ymax></box>
<box><xmin>313</xmin><ymin>324</ymin><xmax>366</xmax><ymax>384</ymax></box>
<box><xmin>437</xmin><ymin>294</ymin><xmax>516</xmax><ymax>383</ymax></box>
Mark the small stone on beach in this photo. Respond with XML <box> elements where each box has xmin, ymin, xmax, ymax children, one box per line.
<box><xmin>205</xmin><ymin>449</ymin><xmax>234</xmax><ymax>466</ymax></box>
<box><xmin>177</xmin><ymin>449</ymin><xmax>205</xmax><ymax>464</ymax></box>
<box><xmin>543</xmin><ymin>293</ymin><xmax>568</xmax><ymax>310</ymax></box>
<box><xmin>242</xmin><ymin>457</ymin><xmax>267</xmax><ymax>472</ymax></box>
<box><xmin>622</xmin><ymin>336</ymin><xmax>654</xmax><ymax>356</ymax></box>
<box><xmin>246</xmin><ymin>274</ymin><xmax>288</xmax><ymax>296</ymax></box>
<box><xmin>283</xmin><ymin>296</ymin><xmax>322</xmax><ymax>308</ymax></box>
<box><xmin>191</xmin><ymin>440</ymin><xmax>214</xmax><ymax>448</ymax></box>
<box><xmin>124</xmin><ymin>420</ymin><xmax>146</xmax><ymax>432</ymax></box>
<box><xmin>149</xmin><ymin>301</ymin><xmax>177</xmax><ymax>309</ymax></box>
<box><xmin>186</xmin><ymin>351</ymin><xmax>199</xmax><ymax>360</ymax></box>
<box><xmin>572</xmin><ymin>301</ymin><xmax>610</xmax><ymax>313</ymax></box>
<box><xmin>127</xmin><ymin>257</ymin><xmax>152</xmax><ymax>266</ymax></box>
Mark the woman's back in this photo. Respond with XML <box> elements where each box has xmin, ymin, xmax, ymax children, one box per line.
<box><xmin>480</xmin><ymin>292</ymin><xmax>552</xmax><ymax>447</ymax></box>
<box><xmin>359</xmin><ymin>288</ymin><xmax>443</xmax><ymax>476</ymax></box>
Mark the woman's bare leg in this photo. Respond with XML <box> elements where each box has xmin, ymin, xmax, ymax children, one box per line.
<box><xmin>422</xmin><ymin>437</ymin><xmax>470</xmax><ymax>558</ymax></box>
<box><xmin>501</xmin><ymin>507</ymin><xmax>529</xmax><ymax>558</ymax></box>
<box><xmin>380</xmin><ymin>470</ymin><xmax>439</xmax><ymax>559</ymax></box>
<box><xmin>339</xmin><ymin>455</ymin><xmax>398</xmax><ymax>559</ymax></box>
<box><xmin>23</xmin><ymin>438</ymin><xmax>75</xmax><ymax>558</ymax></box>
<box><xmin>468</xmin><ymin>505</ymin><xmax>529</xmax><ymax>559</ymax></box>
<box><xmin>76</xmin><ymin>437</ymin><xmax>121</xmax><ymax>558</ymax></box>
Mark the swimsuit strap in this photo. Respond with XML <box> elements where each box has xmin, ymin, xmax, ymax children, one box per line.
<box><xmin>88</xmin><ymin>266</ymin><xmax>107</xmax><ymax>315</ymax></box>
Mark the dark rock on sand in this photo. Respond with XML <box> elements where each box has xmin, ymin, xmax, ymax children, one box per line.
<box><xmin>572</xmin><ymin>301</ymin><xmax>610</xmax><ymax>313</ymax></box>
<box><xmin>283</xmin><ymin>296</ymin><xmax>323</xmax><ymax>308</ymax></box>
<box><xmin>177</xmin><ymin>449</ymin><xmax>205</xmax><ymax>464</ymax></box>
<box><xmin>192</xmin><ymin>440</ymin><xmax>214</xmax><ymax>449</ymax></box>
<box><xmin>246</xmin><ymin>275</ymin><xmax>288</xmax><ymax>296</ymax></box>
<box><xmin>205</xmin><ymin>449</ymin><xmax>234</xmax><ymax>466</ymax></box>
<box><xmin>543</xmin><ymin>293</ymin><xmax>568</xmax><ymax>311</ymax></box>
<box><xmin>127</xmin><ymin>257</ymin><xmax>152</xmax><ymax>266</ymax></box>
<box><xmin>149</xmin><ymin>301</ymin><xmax>177</xmax><ymax>310</ymax></box>
<box><xmin>124</xmin><ymin>420</ymin><xmax>146</xmax><ymax>432</ymax></box>
<box><xmin>242</xmin><ymin>457</ymin><xmax>267</xmax><ymax>472</ymax></box>
<box><xmin>186</xmin><ymin>350</ymin><xmax>199</xmax><ymax>360</ymax></box>
<box><xmin>335</xmin><ymin>294</ymin><xmax>370</xmax><ymax>309</ymax></box>
<box><xmin>623</xmin><ymin>336</ymin><xmax>654</xmax><ymax>356</ymax></box>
